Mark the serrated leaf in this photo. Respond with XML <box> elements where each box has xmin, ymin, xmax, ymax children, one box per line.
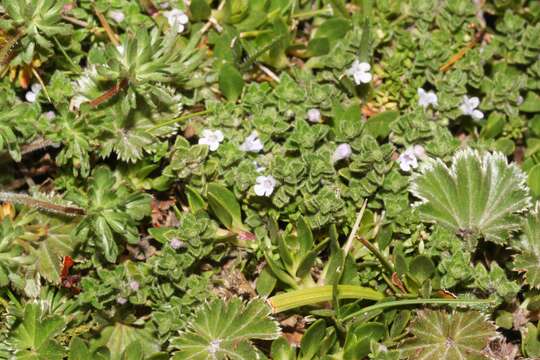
<box><xmin>171</xmin><ymin>298</ymin><xmax>281</xmax><ymax>360</ymax></box>
<box><xmin>90</xmin><ymin>323</ymin><xmax>160</xmax><ymax>360</ymax></box>
<box><xmin>400</xmin><ymin>310</ymin><xmax>496</xmax><ymax>360</ymax></box>
<box><xmin>11</xmin><ymin>303</ymin><xmax>65</xmax><ymax>360</ymax></box>
<box><xmin>513</xmin><ymin>210</ymin><xmax>540</xmax><ymax>288</ymax></box>
<box><xmin>411</xmin><ymin>149</ymin><xmax>530</xmax><ymax>245</ymax></box>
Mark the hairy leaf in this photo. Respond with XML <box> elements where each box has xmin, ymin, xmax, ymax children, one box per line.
<box><xmin>411</xmin><ymin>149</ymin><xmax>530</xmax><ymax>245</ymax></box>
<box><xmin>171</xmin><ymin>298</ymin><xmax>281</xmax><ymax>359</ymax></box>
<box><xmin>400</xmin><ymin>310</ymin><xmax>496</xmax><ymax>360</ymax></box>
<box><xmin>513</xmin><ymin>209</ymin><xmax>540</xmax><ymax>288</ymax></box>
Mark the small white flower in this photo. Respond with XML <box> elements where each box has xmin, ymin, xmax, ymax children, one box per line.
<box><xmin>170</xmin><ymin>238</ymin><xmax>184</xmax><ymax>250</ymax></box>
<box><xmin>346</xmin><ymin>60</ymin><xmax>372</xmax><ymax>85</ymax></box>
<box><xmin>163</xmin><ymin>8</ymin><xmax>189</xmax><ymax>33</ymax></box>
<box><xmin>208</xmin><ymin>339</ymin><xmax>221</xmax><ymax>355</ymax></box>
<box><xmin>412</xmin><ymin>144</ymin><xmax>426</xmax><ymax>159</ymax></box>
<box><xmin>254</xmin><ymin>175</ymin><xmax>276</xmax><ymax>197</ymax></box>
<box><xmin>332</xmin><ymin>143</ymin><xmax>352</xmax><ymax>163</ymax></box>
<box><xmin>198</xmin><ymin>129</ymin><xmax>224</xmax><ymax>151</ymax></box>
<box><xmin>116</xmin><ymin>297</ymin><xmax>127</xmax><ymax>305</ymax></box>
<box><xmin>240</xmin><ymin>131</ymin><xmax>263</xmax><ymax>152</ymax></box>
<box><xmin>44</xmin><ymin>111</ymin><xmax>56</xmax><ymax>120</ymax></box>
<box><xmin>160</xmin><ymin>2</ymin><xmax>170</xmax><ymax>9</ymax></box>
<box><xmin>459</xmin><ymin>95</ymin><xmax>484</xmax><ymax>120</ymax></box>
<box><xmin>417</xmin><ymin>88</ymin><xmax>438</xmax><ymax>109</ymax></box>
<box><xmin>397</xmin><ymin>148</ymin><xmax>419</xmax><ymax>172</ymax></box>
<box><xmin>116</xmin><ymin>45</ymin><xmax>125</xmax><ymax>55</ymax></box>
<box><xmin>129</xmin><ymin>281</ymin><xmax>140</xmax><ymax>291</ymax></box>
<box><xmin>516</xmin><ymin>95</ymin><xmax>524</xmax><ymax>106</ymax></box>
<box><xmin>25</xmin><ymin>83</ymin><xmax>42</xmax><ymax>102</ymax></box>
<box><xmin>109</xmin><ymin>10</ymin><xmax>125</xmax><ymax>23</ymax></box>
<box><xmin>253</xmin><ymin>161</ymin><xmax>265</xmax><ymax>173</ymax></box>
<box><xmin>307</xmin><ymin>108</ymin><xmax>321</xmax><ymax>123</ymax></box>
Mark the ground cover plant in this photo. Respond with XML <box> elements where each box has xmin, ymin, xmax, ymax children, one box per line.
<box><xmin>0</xmin><ymin>0</ymin><xmax>539</xmax><ymax>359</ymax></box>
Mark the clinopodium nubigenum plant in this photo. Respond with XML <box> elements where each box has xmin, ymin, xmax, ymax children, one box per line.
<box><xmin>0</xmin><ymin>1</ymin><xmax>540</xmax><ymax>359</ymax></box>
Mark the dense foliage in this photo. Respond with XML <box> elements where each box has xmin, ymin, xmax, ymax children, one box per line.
<box><xmin>0</xmin><ymin>0</ymin><xmax>539</xmax><ymax>359</ymax></box>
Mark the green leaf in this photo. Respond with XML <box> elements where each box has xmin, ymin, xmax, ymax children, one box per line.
<box><xmin>408</xmin><ymin>255</ymin><xmax>435</xmax><ymax>284</ymax></box>
<box><xmin>91</xmin><ymin>323</ymin><xmax>160</xmax><ymax>360</ymax></box>
<box><xmin>268</xmin><ymin>285</ymin><xmax>384</xmax><ymax>313</ymax></box>
<box><xmin>523</xmin><ymin>322</ymin><xmax>540</xmax><ymax>358</ymax></box>
<box><xmin>185</xmin><ymin>185</ymin><xmax>206</xmax><ymax>213</ymax></box>
<box><xmin>270</xmin><ymin>338</ymin><xmax>296</xmax><ymax>360</ymax></box>
<box><xmin>190</xmin><ymin>0</ymin><xmax>211</xmax><ymax>21</ymax></box>
<box><xmin>207</xmin><ymin>182</ymin><xmax>244</xmax><ymax>230</ymax></box>
<box><xmin>171</xmin><ymin>298</ymin><xmax>281</xmax><ymax>359</ymax></box>
<box><xmin>411</xmin><ymin>149</ymin><xmax>530</xmax><ymax>245</ymax></box>
<box><xmin>11</xmin><ymin>303</ymin><xmax>65</xmax><ymax>360</ymax></box>
<box><xmin>528</xmin><ymin>164</ymin><xmax>540</xmax><ymax>197</ymax></box>
<box><xmin>364</xmin><ymin>111</ymin><xmax>399</xmax><ymax>139</ymax></box>
<box><xmin>520</xmin><ymin>92</ymin><xmax>540</xmax><ymax>113</ymax></box>
<box><xmin>513</xmin><ymin>210</ymin><xmax>540</xmax><ymax>288</ymax></box>
<box><xmin>219</xmin><ymin>64</ymin><xmax>244</xmax><ymax>102</ymax></box>
<box><xmin>296</xmin><ymin>217</ymin><xmax>313</xmax><ymax>257</ymax></box>
<box><xmin>300</xmin><ymin>319</ymin><xmax>326</xmax><ymax>360</ymax></box>
<box><xmin>400</xmin><ymin>310</ymin><xmax>496</xmax><ymax>360</ymax></box>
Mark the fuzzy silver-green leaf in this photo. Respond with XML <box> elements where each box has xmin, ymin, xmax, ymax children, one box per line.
<box><xmin>411</xmin><ymin>149</ymin><xmax>530</xmax><ymax>244</ymax></box>
<box><xmin>400</xmin><ymin>309</ymin><xmax>496</xmax><ymax>360</ymax></box>
<box><xmin>171</xmin><ymin>298</ymin><xmax>281</xmax><ymax>360</ymax></box>
<box><xmin>513</xmin><ymin>207</ymin><xmax>540</xmax><ymax>288</ymax></box>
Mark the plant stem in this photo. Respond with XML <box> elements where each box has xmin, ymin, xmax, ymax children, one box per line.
<box><xmin>343</xmin><ymin>200</ymin><xmax>367</xmax><ymax>255</ymax></box>
<box><xmin>89</xmin><ymin>79</ymin><xmax>128</xmax><ymax>108</ymax></box>
<box><xmin>357</xmin><ymin>236</ymin><xmax>394</xmax><ymax>274</ymax></box>
<box><xmin>149</xmin><ymin>110</ymin><xmax>209</xmax><ymax>131</ymax></box>
<box><xmin>0</xmin><ymin>192</ymin><xmax>85</xmax><ymax>216</ymax></box>
<box><xmin>341</xmin><ymin>298</ymin><xmax>495</xmax><ymax>322</ymax></box>
<box><xmin>94</xmin><ymin>7</ymin><xmax>120</xmax><ymax>47</ymax></box>
<box><xmin>292</xmin><ymin>7</ymin><xmax>333</xmax><ymax>19</ymax></box>
<box><xmin>267</xmin><ymin>285</ymin><xmax>384</xmax><ymax>313</ymax></box>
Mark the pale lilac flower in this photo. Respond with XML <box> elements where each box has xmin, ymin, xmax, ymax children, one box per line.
<box><xmin>346</xmin><ymin>60</ymin><xmax>372</xmax><ymax>85</ymax></box>
<box><xmin>417</xmin><ymin>88</ymin><xmax>438</xmax><ymax>109</ymax></box>
<box><xmin>163</xmin><ymin>8</ymin><xmax>189</xmax><ymax>33</ymax></box>
<box><xmin>332</xmin><ymin>144</ymin><xmax>352</xmax><ymax>163</ymax></box>
<box><xmin>397</xmin><ymin>148</ymin><xmax>419</xmax><ymax>172</ymax></box>
<box><xmin>253</xmin><ymin>161</ymin><xmax>265</xmax><ymax>173</ymax></box>
<box><xmin>170</xmin><ymin>238</ymin><xmax>184</xmax><ymax>250</ymax></box>
<box><xmin>208</xmin><ymin>339</ymin><xmax>221</xmax><ymax>355</ymax></box>
<box><xmin>109</xmin><ymin>10</ymin><xmax>125</xmax><ymax>23</ymax></box>
<box><xmin>25</xmin><ymin>83</ymin><xmax>42</xmax><ymax>102</ymax></box>
<box><xmin>254</xmin><ymin>176</ymin><xmax>276</xmax><ymax>197</ymax></box>
<box><xmin>412</xmin><ymin>144</ymin><xmax>426</xmax><ymax>159</ymax></box>
<box><xmin>117</xmin><ymin>297</ymin><xmax>127</xmax><ymax>305</ymax></box>
<box><xmin>307</xmin><ymin>108</ymin><xmax>321</xmax><ymax>123</ymax></box>
<box><xmin>459</xmin><ymin>95</ymin><xmax>483</xmax><ymax>120</ymax></box>
<box><xmin>44</xmin><ymin>111</ymin><xmax>56</xmax><ymax>120</ymax></box>
<box><xmin>240</xmin><ymin>131</ymin><xmax>263</xmax><ymax>152</ymax></box>
<box><xmin>198</xmin><ymin>129</ymin><xmax>224</xmax><ymax>151</ymax></box>
<box><xmin>129</xmin><ymin>281</ymin><xmax>140</xmax><ymax>291</ymax></box>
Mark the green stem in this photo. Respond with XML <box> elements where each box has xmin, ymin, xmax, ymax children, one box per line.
<box><xmin>292</xmin><ymin>7</ymin><xmax>333</xmax><ymax>19</ymax></box>
<box><xmin>53</xmin><ymin>36</ymin><xmax>81</xmax><ymax>73</ymax></box>
<box><xmin>357</xmin><ymin>236</ymin><xmax>395</xmax><ymax>274</ymax></box>
<box><xmin>240</xmin><ymin>30</ymin><xmax>273</xmax><ymax>39</ymax></box>
<box><xmin>150</xmin><ymin>110</ymin><xmax>209</xmax><ymax>131</ymax></box>
<box><xmin>268</xmin><ymin>285</ymin><xmax>384</xmax><ymax>313</ymax></box>
<box><xmin>342</xmin><ymin>298</ymin><xmax>495</xmax><ymax>322</ymax></box>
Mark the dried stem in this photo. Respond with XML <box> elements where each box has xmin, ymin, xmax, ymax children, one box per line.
<box><xmin>89</xmin><ymin>78</ymin><xmax>128</xmax><ymax>108</ymax></box>
<box><xmin>0</xmin><ymin>191</ymin><xmax>85</xmax><ymax>216</ymax></box>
